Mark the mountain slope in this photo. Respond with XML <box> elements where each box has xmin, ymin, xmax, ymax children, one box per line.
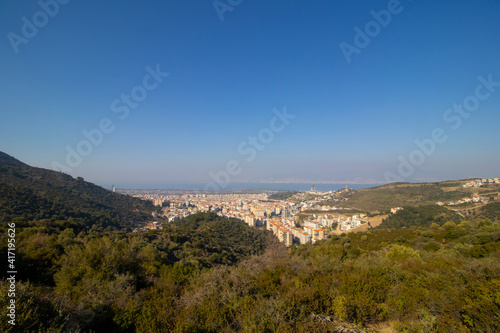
<box><xmin>0</xmin><ymin>151</ymin><xmax>155</xmax><ymax>227</ymax></box>
<box><xmin>477</xmin><ymin>200</ymin><xmax>500</xmax><ymax>222</ymax></box>
<box><xmin>378</xmin><ymin>205</ymin><xmax>462</xmax><ymax>229</ymax></box>
<box><xmin>320</xmin><ymin>181</ymin><xmax>498</xmax><ymax>212</ymax></box>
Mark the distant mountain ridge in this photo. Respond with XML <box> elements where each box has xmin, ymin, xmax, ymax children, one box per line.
<box><xmin>0</xmin><ymin>151</ymin><xmax>155</xmax><ymax>227</ymax></box>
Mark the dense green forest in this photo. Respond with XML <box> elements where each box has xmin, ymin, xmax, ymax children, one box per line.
<box><xmin>0</xmin><ymin>152</ymin><xmax>155</xmax><ymax>228</ymax></box>
<box><xmin>380</xmin><ymin>202</ymin><xmax>500</xmax><ymax>230</ymax></box>
<box><xmin>379</xmin><ymin>205</ymin><xmax>462</xmax><ymax>229</ymax></box>
<box><xmin>2</xmin><ymin>212</ymin><xmax>500</xmax><ymax>332</ymax></box>
<box><xmin>0</xmin><ymin>213</ymin><xmax>273</xmax><ymax>332</ymax></box>
<box><xmin>268</xmin><ymin>191</ymin><xmax>298</xmax><ymax>201</ymax></box>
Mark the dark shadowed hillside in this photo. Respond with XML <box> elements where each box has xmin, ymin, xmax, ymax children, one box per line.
<box><xmin>0</xmin><ymin>151</ymin><xmax>155</xmax><ymax>228</ymax></box>
<box><xmin>378</xmin><ymin>205</ymin><xmax>462</xmax><ymax>229</ymax></box>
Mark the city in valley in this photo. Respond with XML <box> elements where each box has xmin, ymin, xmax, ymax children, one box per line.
<box><xmin>121</xmin><ymin>177</ymin><xmax>500</xmax><ymax>247</ymax></box>
<box><xmin>119</xmin><ymin>185</ymin><xmax>380</xmax><ymax>246</ymax></box>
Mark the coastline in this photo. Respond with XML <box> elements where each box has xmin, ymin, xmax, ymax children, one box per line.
<box><xmin>112</xmin><ymin>182</ymin><xmax>384</xmax><ymax>193</ymax></box>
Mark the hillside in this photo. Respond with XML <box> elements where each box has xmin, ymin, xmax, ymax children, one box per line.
<box><xmin>319</xmin><ymin>181</ymin><xmax>499</xmax><ymax>212</ymax></box>
<box><xmin>378</xmin><ymin>205</ymin><xmax>462</xmax><ymax>229</ymax></box>
<box><xmin>2</xmin><ymin>210</ymin><xmax>499</xmax><ymax>332</ymax></box>
<box><xmin>268</xmin><ymin>191</ymin><xmax>298</xmax><ymax>201</ymax></box>
<box><xmin>0</xmin><ymin>212</ymin><xmax>276</xmax><ymax>332</ymax></box>
<box><xmin>166</xmin><ymin>212</ymin><xmax>272</xmax><ymax>267</ymax></box>
<box><xmin>477</xmin><ymin>201</ymin><xmax>500</xmax><ymax>222</ymax></box>
<box><xmin>0</xmin><ymin>151</ymin><xmax>155</xmax><ymax>228</ymax></box>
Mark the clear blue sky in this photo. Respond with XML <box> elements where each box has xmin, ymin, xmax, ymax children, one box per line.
<box><xmin>1</xmin><ymin>0</ymin><xmax>499</xmax><ymax>187</ymax></box>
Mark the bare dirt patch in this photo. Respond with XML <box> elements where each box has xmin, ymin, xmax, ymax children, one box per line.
<box><xmin>349</xmin><ymin>214</ymin><xmax>387</xmax><ymax>233</ymax></box>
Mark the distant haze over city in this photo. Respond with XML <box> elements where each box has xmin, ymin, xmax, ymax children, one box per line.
<box><xmin>107</xmin><ymin>182</ymin><xmax>379</xmax><ymax>192</ymax></box>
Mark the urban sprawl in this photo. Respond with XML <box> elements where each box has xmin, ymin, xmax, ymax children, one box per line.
<box><xmin>127</xmin><ymin>186</ymin><xmax>366</xmax><ymax>246</ymax></box>
<box><xmin>126</xmin><ymin>178</ymin><xmax>500</xmax><ymax>247</ymax></box>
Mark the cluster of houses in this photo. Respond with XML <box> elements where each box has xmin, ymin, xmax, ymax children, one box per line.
<box><xmin>338</xmin><ymin>214</ymin><xmax>367</xmax><ymax>231</ymax></box>
<box><xmin>241</xmin><ymin>210</ymin><xmax>368</xmax><ymax>244</ymax></box>
<box><xmin>263</xmin><ymin>217</ymin><xmax>328</xmax><ymax>246</ymax></box>
<box><xmin>132</xmin><ymin>187</ymin><xmax>370</xmax><ymax>246</ymax></box>
<box><xmin>435</xmin><ymin>178</ymin><xmax>500</xmax><ymax>206</ymax></box>
<box><xmin>231</xmin><ymin>205</ymin><xmax>331</xmax><ymax>246</ymax></box>
<box><xmin>462</xmin><ymin>178</ymin><xmax>500</xmax><ymax>188</ymax></box>
<box><xmin>436</xmin><ymin>196</ymin><xmax>487</xmax><ymax>206</ymax></box>
<box><xmin>136</xmin><ymin>192</ymin><xmax>336</xmax><ymax>246</ymax></box>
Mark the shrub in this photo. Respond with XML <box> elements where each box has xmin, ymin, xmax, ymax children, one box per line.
<box><xmin>386</xmin><ymin>244</ymin><xmax>420</xmax><ymax>262</ymax></box>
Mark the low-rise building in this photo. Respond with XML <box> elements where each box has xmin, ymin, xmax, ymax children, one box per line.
<box><xmin>391</xmin><ymin>207</ymin><xmax>403</xmax><ymax>214</ymax></box>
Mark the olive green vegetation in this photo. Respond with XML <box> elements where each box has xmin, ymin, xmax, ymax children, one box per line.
<box><xmin>0</xmin><ymin>152</ymin><xmax>155</xmax><ymax>228</ymax></box>
<box><xmin>478</xmin><ymin>201</ymin><xmax>500</xmax><ymax>222</ymax></box>
<box><xmin>2</xmin><ymin>212</ymin><xmax>500</xmax><ymax>332</ymax></box>
<box><xmin>268</xmin><ymin>191</ymin><xmax>298</xmax><ymax>201</ymax></box>
<box><xmin>319</xmin><ymin>182</ymin><xmax>496</xmax><ymax>212</ymax></box>
<box><xmin>380</xmin><ymin>201</ymin><xmax>500</xmax><ymax>230</ymax></box>
<box><xmin>0</xmin><ymin>212</ymin><xmax>272</xmax><ymax>332</ymax></box>
<box><xmin>378</xmin><ymin>205</ymin><xmax>462</xmax><ymax>229</ymax></box>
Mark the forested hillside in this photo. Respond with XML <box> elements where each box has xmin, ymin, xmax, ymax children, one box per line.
<box><xmin>0</xmin><ymin>212</ymin><xmax>274</xmax><ymax>332</ymax></box>
<box><xmin>268</xmin><ymin>191</ymin><xmax>298</xmax><ymax>201</ymax></box>
<box><xmin>478</xmin><ymin>201</ymin><xmax>500</xmax><ymax>222</ymax></box>
<box><xmin>1</xmin><ymin>211</ymin><xmax>499</xmax><ymax>332</ymax></box>
<box><xmin>0</xmin><ymin>151</ymin><xmax>155</xmax><ymax>228</ymax></box>
<box><xmin>379</xmin><ymin>205</ymin><xmax>462</xmax><ymax>229</ymax></box>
